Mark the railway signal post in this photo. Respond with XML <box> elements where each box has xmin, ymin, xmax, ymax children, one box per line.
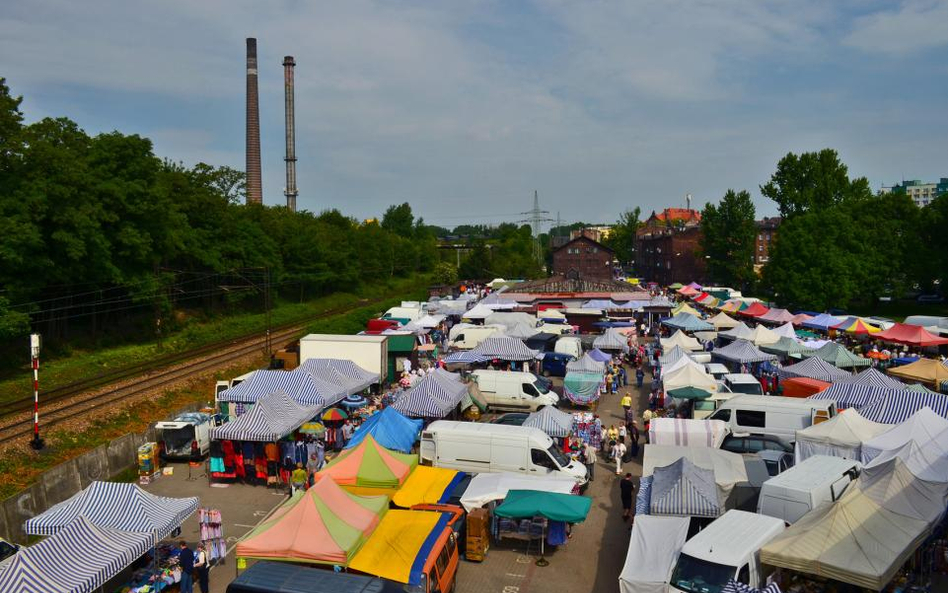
<box><xmin>30</xmin><ymin>333</ymin><xmax>44</xmax><ymax>450</ymax></box>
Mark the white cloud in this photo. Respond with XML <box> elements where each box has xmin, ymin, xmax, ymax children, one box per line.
<box><xmin>843</xmin><ymin>0</ymin><xmax>948</xmax><ymax>55</ymax></box>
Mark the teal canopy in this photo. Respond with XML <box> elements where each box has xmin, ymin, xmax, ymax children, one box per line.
<box><xmin>667</xmin><ymin>386</ymin><xmax>712</xmax><ymax>400</ymax></box>
<box><xmin>494</xmin><ymin>490</ymin><xmax>592</xmax><ymax>523</ymax></box>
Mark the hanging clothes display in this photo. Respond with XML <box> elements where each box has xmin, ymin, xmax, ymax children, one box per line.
<box><xmin>199</xmin><ymin>508</ymin><xmax>227</xmax><ymax>565</ymax></box>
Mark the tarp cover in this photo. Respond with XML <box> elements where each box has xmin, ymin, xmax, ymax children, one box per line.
<box><xmin>494</xmin><ymin>490</ymin><xmax>592</xmax><ymax>523</ymax></box>
<box><xmin>711</xmin><ymin>339</ymin><xmax>777</xmax><ymax>364</ymax></box>
<box><xmin>235</xmin><ymin>477</ymin><xmax>387</xmax><ymax>565</ymax></box>
<box><xmin>24</xmin><ymin>481</ymin><xmax>198</xmax><ymax>543</ymax></box>
<box><xmin>524</xmin><ymin>405</ymin><xmax>574</xmax><ymax>437</ymax></box>
<box><xmin>349</xmin><ymin>509</ymin><xmax>450</xmax><ymax>586</ymax></box>
<box><xmin>316</xmin><ymin>434</ymin><xmax>418</xmax><ymax>494</ymax></box>
<box><xmin>619</xmin><ymin>515</ymin><xmax>690</xmax><ymax>593</ymax></box>
<box><xmin>391</xmin><ymin>466</ymin><xmax>465</xmax><ymax>508</ymax></box>
<box><xmin>793</xmin><ymin>408</ymin><xmax>891</xmax><ymax>463</ymax></box>
<box><xmin>459</xmin><ymin>472</ymin><xmax>576</xmax><ymax>512</ymax></box>
<box><xmin>0</xmin><ymin>516</ymin><xmax>153</xmax><ymax>593</ymax></box>
<box><xmin>213</xmin><ymin>390</ymin><xmax>322</xmax><ymax>442</ymax></box>
<box><xmin>563</xmin><ymin>371</ymin><xmax>603</xmax><ymax>404</ymax></box>
<box><xmin>660</xmin><ymin>330</ymin><xmax>702</xmax><ymax>351</ymax></box>
<box><xmin>861</xmin><ymin>407</ymin><xmax>948</xmax><ymax>464</ymax></box>
<box><xmin>648</xmin><ymin>418</ymin><xmax>728</xmax><ymax>448</ymax></box>
<box><xmin>345</xmin><ymin>406</ymin><xmax>423</xmax><ymax>454</ymax></box>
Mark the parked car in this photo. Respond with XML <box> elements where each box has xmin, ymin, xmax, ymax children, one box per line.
<box><xmin>0</xmin><ymin>538</ymin><xmax>18</xmax><ymax>562</ymax></box>
<box><xmin>721</xmin><ymin>433</ymin><xmax>793</xmax><ymax>455</ymax></box>
<box><xmin>539</xmin><ymin>352</ymin><xmax>575</xmax><ymax>377</ymax></box>
<box><xmin>490</xmin><ymin>412</ymin><xmax>529</xmax><ymax>426</ymax></box>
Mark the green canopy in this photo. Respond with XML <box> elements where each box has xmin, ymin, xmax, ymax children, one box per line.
<box><xmin>795</xmin><ymin>329</ymin><xmax>820</xmax><ymax>339</ymax></box>
<box><xmin>760</xmin><ymin>336</ymin><xmax>810</xmax><ymax>359</ymax></box>
<box><xmin>667</xmin><ymin>386</ymin><xmax>713</xmax><ymax>400</ymax></box>
<box><xmin>494</xmin><ymin>490</ymin><xmax>592</xmax><ymax>523</ymax></box>
<box><xmin>668</xmin><ymin>283</ymin><xmax>684</xmax><ymax>290</ymax></box>
<box><xmin>802</xmin><ymin>342</ymin><xmax>870</xmax><ymax>369</ymax></box>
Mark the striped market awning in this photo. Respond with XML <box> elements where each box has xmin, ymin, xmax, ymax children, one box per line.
<box><xmin>212</xmin><ymin>390</ymin><xmax>322</xmax><ymax>442</ymax></box>
<box><xmin>650</xmin><ymin>457</ymin><xmax>720</xmax><ymax>518</ymax></box>
<box><xmin>721</xmin><ymin>581</ymin><xmax>782</xmax><ymax>593</ymax></box>
<box><xmin>443</xmin><ymin>351</ymin><xmax>489</xmax><ymax>365</ymax></box>
<box><xmin>523</xmin><ymin>406</ymin><xmax>573</xmax><ymax>438</ymax></box>
<box><xmin>297</xmin><ymin>358</ymin><xmax>379</xmax><ymax>394</ymax></box>
<box><xmin>858</xmin><ymin>390</ymin><xmax>948</xmax><ymax>424</ymax></box>
<box><xmin>470</xmin><ymin>336</ymin><xmax>539</xmax><ymax>362</ymax></box>
<box><xmin>0</xmin><ymin>516</ymin><xmax>152</xmax><ymax>593</ymax></box>
<box><xmin>217</xmin><ymin>369</ymin><xmax>345</xmax><ymax>407</ymax></box>
<box><xmin>593</xmin><ymin>328</ymin><xmax>630</xmax><ymax>352</ymax></box>
<box><xmin>776</xmin><ymin>356</ymin><xmax>850</xmax><ymax>383</ymax></box>
<box><xmin>391</xmin><ymin>371</ymin><xmax>470</xmax><ymax>418</ymax></box>
<box><xmin>635</xmin><ymin>475</ymin><xmax>652</xmax><ymax>516</ymax></box>
<box><xmin>835</xmin><ymin>368</ymin><xmax>904</xmax><ymax>390</ymax></box>
<box><xmin>24</xmin><ymin>481</ymin><xmax>198</xmax><ymax>543</ymax></box>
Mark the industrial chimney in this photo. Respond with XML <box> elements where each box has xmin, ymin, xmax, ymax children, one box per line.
<box><xmin>283</xmin><ymin>56</ymin><xmax>298</xmax><ymax>212</ymax></box>
<box><xmin>245</xmin><ymin>38</ymin><xmax>263</xmax><ymax>205</ymax></box>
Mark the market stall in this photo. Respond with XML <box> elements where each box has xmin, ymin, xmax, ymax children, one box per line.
<box><xmin>643</xmin><ymin>445</ymin><xmax>748</xmax><ymax>507</ymax></box>
<box><xmin>793</xmin><ymin>408</ymin><xmax>891</xmax><ymax>463</ymax></box>
<box><xmin>459</xmin><ymin>472</ymin><xmax>577</xmax><ymax>512</ymax></box>
<box><xmin>212</xmin><ymin>389</ymin><xmax>322</xmax><ymax>444</ymax></box>
<box><xmin>391</xmin><ymin>370</ymin><xmax>470</xmax><ymax>418</ymax></box>
<box><xmin>771</xmin><ymin>322</ymin><xmax>798</xmax><ymax>340</ymax></box>
<box><xmin>745</xmin><ymin>324</ymin><xmax>780</xmax><ymax>346</ymax></box>
<box><xmin>760</xmin><ymin>337</ymin><xmax>811</xmax><ymax>361</ymax></box>
<box><xmin>775</xmin><ymin>356</ymin><xmax>850</xmax><ymax>383</ymax></box>
<box><xmin>296</xmin><ymin>358</ymin><xmax>379</xmax><ymax>395</ymax></box>
<box><xmin>647</xmin><ymin>418</ymin><xmax>727</xmax><ymax>448</ymax></box>
<box><xmin>344</xmin><ymin>406</ymin><xmax>422</xmax><ymax>453</ymax></box>
<box><xmin>718</xmin><ymin>322</ymin><xmax>754</xmax><ymax>341</ymax></box>
<box><xmin>860</xmin><ymin>406</ymin><xmax>948</xmax><ymax>464</ymax></box>
<box><xmin>756</xmin><ymin>308</ymin><xmax>795</xmax><ymax>325</ymax></box>
<box><xmin>711</xmin><ymin>339</ymin><xmax>777</xmax><ymax>366</ymax></box>
<box><xmin>800</xmin><ymin>342</ymin><xmax>870</xmax><ymax>369</ymax></box>
<box><xmin>800</xmin><ymin>313</ymin><xmax>843</xmax><ymax>332</ymax></box>
<box><xmin>650</xmin><ymin>457</ymin><xmax>722</xmax><ymax>518</ymax></box>
<box><xmin>523</xmin><ymin>405</ymin><xmax>574</xmax><ymax>439</ymax></box>
<box><xmin>661</xmin><ymin>312</ymin><xmax>714</xmax><ymax>333</ymax></box>
<box><xmin>217</xmin><ymin>369</ymin><xmax>345</xmax><ymax>411</ymax></box>
<box><xmin>887</xmin><ymin>358</ymin><xmax>948</xmax><ymax>389</ymax></box>
<box><xmin>315</xmin><ymin>434</ymin><xmax>418</xmax><ymax>495</ymax></box>
<box><xmin>348</xmin><ymin>509</ymin><xmax>452</xmax><ymax>587</ymax></box>
<box><xmin>708</xmin><ymin>312</ymin><xmax>739</xmax><ymax>330</ymax></box>
<box><xmin>660</xmin><ymin>330</ymin><xmax>702</xmax><ymax>351</ymax></box>
<box><xmin>836</xmin><ymin>367</ymin><xmax>905</xmax><ymax>390</ymax></box>
<box><xmin>391</xmin><ymin>466</ymin><xmax>465</xmax><ymax>508</ymax></box>
<box><xmin>469</xmin><ymin>335</ymin><xmax>539</xmax><ymax>361</ymax></box>
<box><xmin>593</xmin><ymin>327</ymin><xmax>631</xmax><ymax>353</ymax></box>
<box><xmin>619</xmin><ymin>515</ymin><xmax>690</xmax><ymax>593</ymax></box>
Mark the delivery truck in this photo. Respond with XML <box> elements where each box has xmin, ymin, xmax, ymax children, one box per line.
<box><xmin>298</xmin><ymin>334</ymin><xmax>387</xmax><ymax>387</ymax></box>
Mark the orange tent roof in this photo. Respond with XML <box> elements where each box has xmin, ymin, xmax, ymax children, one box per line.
<box><xmin>316</xmin><ymin>434</ymin><xmax>418</xmax><ymax>494</ymax></box>
<box><xmin>781</xmin><ymin>377</ymin><xmax>831</xmax><ymax>398</ymax></box>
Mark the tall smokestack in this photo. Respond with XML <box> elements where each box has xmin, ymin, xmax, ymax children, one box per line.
<box><xmin>283</xmin><ymin>56</ymin><xmax>298</xmax><ymax>212</ymax></box>
<box><xmin>245</xmin><ymin>38</ymin><xmax>263</xmax><ymax>205</ymax></box>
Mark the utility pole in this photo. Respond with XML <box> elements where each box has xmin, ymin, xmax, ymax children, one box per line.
<box><xmin>30</xmin><ymin>334</ymin><xmax>43</xmax><ymax>450</ymax></box>
<box><xmin>264</xmin><ymin>267</ymin><xmax>272</xmax><ymax>355</ymax></box>
<box><xmin>517</xmin><ymin>190</ymin><xmax>555</xmax><ymax>262</ymax></box>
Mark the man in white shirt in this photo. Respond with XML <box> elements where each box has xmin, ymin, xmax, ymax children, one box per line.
<box><xmin>194</xmin><ymin>543</ymin><xmax>209</xmax><ymax>593</ymax></box>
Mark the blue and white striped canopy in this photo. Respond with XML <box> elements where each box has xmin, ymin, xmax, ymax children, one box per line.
<box><xmin>443</xmin><ymin>351</ymin><xmax>489</xmax><ymax>365</ymax></box>
<box><xmin>776</xmin><ymin>356</ymin><xmax>850</xmax><ymax>383</ymax></box>
<box><xmin>593</xmin><ymin>328</ymin><xmax>630</xmax><ymax>352</ymax></box>
<box><xmin>859</xmin><ymin>390</ymin><xmax>948</xmax><ymax>424</ymax></box>
<box><xmin>809</xmin><ymin>383</ymin><xmax>888</xmax><ymax>409</ymax></box>
<box><xmin>635</xmin><ymin>475</ymin><xmax>652</xmax><ymax>516</ymax></box>
<box><xmin>659</xmin><ymin>346</ymin><xmax>689</xmax><ymax>368</ymax></box>
<box><xmin>712</xmin><ymin>339</ymin><xmax>777</xmax><ymax>364</ymax></box>
<box><xmin>212</xmin><ymin>390</ymin><xmax>321</xmax><ymax>442</ymax></box>
<box><xmin>0</xmin><ymin>516</ymin><xmax>152</xmax><ymax>593</ymax></box>
<box><xmin>523</xmin><ymin>406</ymin><xmax>573</xmax><ymax>438</ymax></box>
<box><xmin>470</xmin><ymin>336</ymin><xmax>539</xmax><ymax>362</ymax></box>
<box><xmin>650</xmin><ymin>457</ymin><xmax>720</xmax><ymax>518</ymax></box>
<box><xmin>297</xmin><ymin>358</ymin><xmax>379</xmax><ymax>395</ymax></box>
<box><xmin>837</xmin><ymin>367</ymin><xmax>905</xmax><ymax>390</ymax></box>
<box><xmin>24</xmin><ymin>481</ymin><xmax>198</xmax><ymax>542</ymax></box>
<box><xmin>392</xmin><ymin>371</ymin><xmax>469</xmax><ymax>418</ymax></box>
<box><xmin>217</xmin><ymin>369</ymin><xmax>345</xmax><ymax>407</ymax></box>
<box><xmin>721</xmin><ymin>581</ymin><xmax>782</xmax><ymax>593</ymax></box>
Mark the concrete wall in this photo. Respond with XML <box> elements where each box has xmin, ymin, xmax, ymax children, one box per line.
<box><xmin>0</xmin><ymin>402</ymin><xmax>202</xmax><ymax>544</ymax></box>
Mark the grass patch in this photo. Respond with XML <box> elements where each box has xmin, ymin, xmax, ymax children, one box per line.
<box><xmin>0</xmin><ymin>275</ymin><xmax>429</xmax><ymax>406</ymax></box>
<box><xmin>0</xmin><ymin>283</ymin><xmax>427</xmax><ymax>500</ymax></box>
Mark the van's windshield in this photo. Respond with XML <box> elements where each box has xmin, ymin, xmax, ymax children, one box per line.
<box><xmin>728</xmin><ymin>381</ymin><xmax>763</xmax><ymax>395</ymax></box>
<box><xmin>670</xmin><ymin>553</ymin><xmax>735</xmax><ymax>593</ymax></box>
<box><xmin>533</xmin><ymin>380</ymin><xmax>550</xmax><ymax>395</ymax></box>
<box><xmin>547</xmin><ymin>445</ymin><xmax>569</xmax><ymax>468</ymax></box>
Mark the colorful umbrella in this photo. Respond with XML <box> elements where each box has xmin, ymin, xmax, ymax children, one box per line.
<box><xmin>339</xmin><ymin>395</ymin><xmax>368</xmax><ymax>410</ymax></box>
<box><xmin>322</xmin><ymin>408</ymin><xmax>348</xmax><ymax>422</ymax></box>
<box><xmin>831</xmin><ymin>317</ymin><xmax>881</xmax><ymax>334</ymax></box>
<box><xmin>299</xmin><ymin>422</ymin><xmax>326</xmax><ymax>435</ymax></box>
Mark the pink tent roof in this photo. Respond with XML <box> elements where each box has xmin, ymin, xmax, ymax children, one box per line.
<box><xmin>757</xmin><ymin>308</ymin><xmax>795</xmax><ymax>324</ymax></box>
<box><xmin>678</xmin><ymin>286</ymin><xmax>699</xmax><ymax>296</ymax></box>
<box><xmin>874</xmin><ymin>323</ymin><xmax>948</xmax><ymax>347</ymax></box>
<box><xmin>790</xmin><ymin>313</ymin><xmax>814</xmax><ymax>326</ymax></box>
<box><xmin>740</xmin><ymin>302</ymin><xmax>771</xmax><ymax>317</ymax></box>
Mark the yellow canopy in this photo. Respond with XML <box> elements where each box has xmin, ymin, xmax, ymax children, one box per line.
<box><xmin>392</xmin><ymin>466</ymin><xmax>461</xmax><ymax>508</ymax></box>
<box><xmin>349</xmin><ymin>509</ymin><xmax>446</xmax><ymax>585</ymax></box>
<box><xmin>887</xmin><ymin>358</ymin><xmax>948</xmax><ymax>387</ymax></box>
<box><xmin>671</xmin><ymin>302</ymin><xmax>701</xmax><ymax>317</ymax></box>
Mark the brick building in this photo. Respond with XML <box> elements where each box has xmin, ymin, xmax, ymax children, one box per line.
<box><xmin>754</xmin><ymin>217</ymin><xmax>781</xmax><ymax>266</ymax></box>
<box><xmin>551</xmin><ymin>236</ymin><xmax>614</xmax><ymax>281</ymax></box>
<box><xmin>635</xmin><ymin>208</ymin><xmax>705</xmax><ymax>286</ymax></box>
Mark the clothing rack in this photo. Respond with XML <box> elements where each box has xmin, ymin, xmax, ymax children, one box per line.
<box><xmin>198</xmin><ymin>507</ymin><xmax>226</xmax><ymax>565</ymax></box>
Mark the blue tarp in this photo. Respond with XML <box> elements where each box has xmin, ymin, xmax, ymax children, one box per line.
<box><xmin>801</xmin><ymin>313</ymin><xmax>842</xmax><ymax>331</ymax></box>
<box><xmin>593</xmin><ymin>321</ymin><xmax>635</xmax><ymax>328</ymax></box>
<box><xmin>346</xmin><ymin>406</ymin><xmax>422</xmax><ymax>453</ymax></box>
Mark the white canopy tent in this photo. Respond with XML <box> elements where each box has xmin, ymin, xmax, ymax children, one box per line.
<box><xmin>619</xmin><ymin>515</ymin><xmax>690</xmax><ymax>593</ymax></box>
<box><xmin>661</xmin><ymin>354</ymin><xmax>705</xmax><ymax>377</ymax></box>
<box><xmin>458</xmin><ymin>472</ymin><xmax>576</xmax><ymax>512</ymax></box>
<box><xmin>772</xmin><ymin>322</ymin><xmax>798</xmax><ymax>340</ymax></box>
<box><xmin>661</xmin><ymin>364</ymin><xmax>718</xmax><ymax>394</ymax></box>
<box><xmin>747</xmin><ymin>324</ymin><xmax>780</xmax><ymax>346</ymax></box>
<box><xmin>793</xmin><ymin>408</ymin><xmax>891</xmax><ymax>464</ymax></box>
<box><xmin>660</xmin><ymin>330</ymin><xmax>702</xmax><ymax>352</ymax></box>
<box><xmin>643</xmin><ymin>445</ymin><xmax>748</xmax><ymax>503</ymax></box>
<box><xmin>860</xmin><ymin>406</ymin><xmax>948</xmax><ymax>464</ymax></box>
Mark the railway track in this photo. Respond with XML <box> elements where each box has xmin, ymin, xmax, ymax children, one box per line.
<box><xmin>0</xmin><ymin>296</ymin><xmax>390</xmax><ymax>446</ymax></box>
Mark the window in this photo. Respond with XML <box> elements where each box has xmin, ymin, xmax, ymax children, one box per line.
<box><xmin>531</xmin><ymin>449</ymin><xmax>557</xmax><ymax>470</ymax></box>
<box><xmin>522</xmin><ymin>383</ymin><xmax>539</xmax><ymax>397</ymax></box>
<box><xmin>435</xmin><ymin>544</ymin><xmax>450</xmax><ymax>580</ymax></box>
<box><xmin>736</xmin><ymin>409</ymin><xmax>766</xmax><ymax>428</ymax></box>
<box><xmin>758</xmin><ymin>234</ymin><xmax>763</xmax><ymax>240</ymax></box>
<box><xmin>758</xmin><ymin>245</ymin><xmax>763</xmax><ymax>252</ymax></box>
<box><xmin>710</xmin><ymin>409</ymin><xmax>731</xmax><ymax>422</ymax></box>
<box><xmin>592</xmin><ymin>247</ymin><xmax>598</xmax><ymax>253</ymax></box>
<box><xmin>744</xmin><ymin>438</ymin><xmax>766</xmax><ymax>453</ymax></box>
<box><xmin>738</xmin><ymin>564</ymin><xmax>750</xmax><ymax>585</ymax></box>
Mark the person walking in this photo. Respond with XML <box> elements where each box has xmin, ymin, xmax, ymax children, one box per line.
<box><xmin>583</xmin><ymin>441</ymin><xmax>598</xmax><ymax>481</ymax></box>
<box><xmin>635</xmin><ymin>367</ymin><xmax>645</xmax><ymax>388</ymax></box>
<box><xmin>194</xmin><ymin>543</ymin><xmax>209</xmax><ymax>593</ymax></box>
<box><xmin>178</xmin><ymin>541</ymin><xmax>195</xmax><ymax>593</ymax></box>
<box><xmin>291</xmin><ymin>463</ymin><xmax>308</xmax><ymax>494</ymax></box>
<box><xmin>613</xmin><ymin>440</ymin><xmax>627</xmax><ymax>475</ymax></box>
<box><xmin>619</xmin><ymin>473</ymin><xmax>636</xmax><ymax>521</ymax></box>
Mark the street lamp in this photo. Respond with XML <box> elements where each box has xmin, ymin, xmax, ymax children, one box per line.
<box><xmin>30</xmin><ymin>333</ymin><xmax>44</xmax><ymax>450</ymax></box>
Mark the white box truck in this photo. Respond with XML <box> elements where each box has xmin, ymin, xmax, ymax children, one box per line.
<box><xmin>470</xmin><ymin>370</ymin><xmax>559</xmax><ymax>412</ymax></box>
<box><xmin>420</xmin><ymin>420</ymin><xmax>587</xmax><ymax>486</ymax></box>
<box><xmin>554</xmin><ymin>336</ymin><xmax>583</xmax><ymax>359</ymax></box>
<box><xmin>757</xmin><ymin>454</ymin><xmax>859</xmax><ymax>524</ymax></box>
<box><xmin>298</xmin><ymin>334</ymin><xmax>387</xmax><ymax>386</ymax></box>
<box><xmin>669</xmin><ymin>510</ymin><xmax>785</xmax><ymax>593</ymax></box>
<box><xmin>447</xmin><ymin>324</ymin><xmax>503</xmax><ymax>350</ymax></box>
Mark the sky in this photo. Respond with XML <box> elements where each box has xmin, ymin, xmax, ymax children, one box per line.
<box><xmin>1</xmin><ymin>0</ymin><xmax>946</xmax><ymax>228</ymax></box>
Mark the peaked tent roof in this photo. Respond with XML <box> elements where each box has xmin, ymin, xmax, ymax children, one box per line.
<box><xmin>484</xmin><ymin>312</ymin><xmax>536</xmax><ymax>330</ymax></box>
<box><xmin>756</xmin><ymin>308</ymin><xmax>795</xmax><ymax>324</ymax></box>
<box><xmin>794</xmin><ymin>408</ymin><xmax>891</xmax><ymax>463</ymax></box>
<box><xmin>643</xmin><ymin>445</ymin><xmax>748</xmax><ymax>503</ymax></box>
<box><xmin>719</xmin><ymin>321</ymin><xmax>754</xmax><ymax>341</ymax></box>
<box><xmin>297</xmin><ymin>359</ymin><xmax>379</xmax><ymax>394</ymax></box>
<box><xmin>831</xmin><ymin>316</ymin><xmax>881</xmax><ymax>334</ymax></box>
<box><xmin>593</xmin><ymin>327</ymin><xmax>630</xmax><ymax>352</ymax></box>
<box><xmin>661</xmin><ymin>312</ymin><xmax>714</xmax><ymax>333</ymax></box>
<box><xmin>213</xmin><ymin>390</ymin><xmax>322</xmax><ymax>442</ymax></box>
<box><xmin>671</xmin><ymin>302</ymin><xmax>701</xmax><ymax>317</ymax></box>
<box><xmin>771</xmin><ymin>322</ymin><xmax>798</xmax><ymax>339</ymax></box>
<box><xmin>24</xmin><ymin>481</ymin><xmax>198</xmax><ymax>542</ymax></box>
<box><xmin>777</xmin><ymin>356</ymin><xmax>851</xmax><ymax>383</ymax></box>
<box><xmin>712</xmin><ymin>339</ymin><xmax>777</xmax><ymax>364</ymax></box>
<box><xmin>740</xmin><ymin>302</ymin><xmax>770</xmax><ymax>318</ymax></box>
<box><xmin>802</xmin><ymin>342</ymin><xmax>871</xmax><ymax>369</ymax></box>
<box><xmin>858</xmin><ymin>456</ymin><xmax>948</xmax><ymax>522</ymax></box>
<box><xmin>317</xmin><ymin>434</ymin><xmax>418</xmax><ymax>493</ymax></box>
<box><xmin>676</xmin><ymin>285</ymin><xmax>698</xmax><ymax>296</ymax></box>
<box><xmin>747</xmin><ymin>324</ymin><xmax>780</xmax><ymax>346</ymax></box>
<box><xmin>218</xmin><ymin>369</ymin><xmax>345</xmax><ymax>407</ymax></box>
<box><xmin>235</xmin><ymin>476</ymin><xmax>388</xmax><ymax>565</ymax></box>
<box><xmin>660</xmin><ymin>330</ymin><xmax>703</xmax><ymax>351</ymax></box>
<box><xmin>344</xmin><ymin>406</ymin><xmax>423</xmax><ymax>454</ymax></box>
<box><xmin>461</xmin><ymin>303</ymin><xmax>495</xmax><ymax>319</ymax></box>
<box><xmin>650</xmin><ymin>457</ymin><xmax>721</xmax><ymax>518</ymax></box>
<box><xmin>391</xmin><ymin>466</ymin><xmax>464</xmax><ymax>508</ymax></box>
<box><xmin>887</xmin><ymin>358</ymin><xmax>948</xmax><ymax>386</ymax></box>
<box><xmin>662</xmin><ymin>354</ymin><xmax>706</xmax><ymax>377</ymax></box>
<box><xmin>708</xmin><ymin>312</ymin><xmax>740</xmax><ymax>330</ymax></box>
<box><xmin>524</xmin><ymin>405</ymin><xmax>574</xmax><ymax>438</ymax></box>
<box><xmin>566</xmin><ymin>353</ymin><xmax>606</xmax><ymax>374</ymax></box>
<box><xmin>858</xmin><ymin>390</ymin><xmax>948</xmax><ymax>425</ymax></box>
<box><xmin>658</xmin><ymin>345</ymin><xmax>690</xmax><ymax>368</ymax></box>
<box><xmin>663</xmin><ymin>365</ymin><xmax>718</xmax><ymax>393</ymax></box>
<box><xmin>391</xmin><ymin>371</ymin><xmax>469</xmax><ymax>418</ymax></box>
<box><xmin>470</xmin><ymin>336</ymin><xmax>539</xmax><ymax>361</ymax></box>
<box><xmin>503</xmin><ymin>322</ymin><xmax>540</xmax><ymax>340</ymax></box>
<box><xmin>588</xmin><ymin>348</ymin><xmax>612</xmax><ymax>362</ymax></box>
<box><xmin>0</xmin><ymin>516</ymin><xmax>153</xmax><ymax>593</ymax></box>
<box><xmin>838</xmin><ymin>367</ymin><xmax>904</xmax><ymax>390</ymax></box>
<box><xmin>863</xmin><ymin>421</ymin><xmax>948</xmax><ymax>482</ymax></box>
<box><xmin>760</xmin><ymin>336</ymin><xmax>810</xmax><ymax>359</ymax></box>
<box><xmin>873</xmin><ymin>322</ymin><xmax>948</xmax><ymax>347</ymax></box>
<box><xmin>801</xmin><ymin>313</ymin><xmax>843</xmax><ymax>331</ymax></box>
<box><xmin>789</xmin><ymin>313</ymin><xmax>814</xmax><ymax>325</ymax></box>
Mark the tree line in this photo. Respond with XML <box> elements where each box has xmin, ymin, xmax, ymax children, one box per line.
<box><xmin>0</xmin><ymin>79</ymin><xmax>437</xmax><ymax>347</ymax></box>
<box><xmin>698</xmin><ymin>148</ymin><xmax>948</xmax><ymax>311</ymax></box>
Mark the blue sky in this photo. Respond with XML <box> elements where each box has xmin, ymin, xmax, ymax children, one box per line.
<box><xmin>1</xmin><ymin>1</ymin><xmax>946</xmax><ymax>227</ymax></box>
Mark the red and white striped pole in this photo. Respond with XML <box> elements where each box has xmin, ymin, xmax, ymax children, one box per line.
<box><xmin>30</xmin><ymin>333</ymin><xmax>44</xmax><ymax>450</ymax></box>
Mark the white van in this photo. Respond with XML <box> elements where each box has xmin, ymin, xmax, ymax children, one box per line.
<box><xmin>708</xmin><ymin>395</ymin><xmax>837</xmax><ymax>446</ymax></box>
<box><xmin>704</xmin><ymin>363</ymin><xmax>730</xmax><ymax>382</ymax></box>
<box><xmin>155</xmin><ymin>412</ymin><xmax>220</xmax><ymax>460</ymax></box>
<box><xmin>448</xmin><ymin>325</ymin><xmax>502</xmax><ymax>349</ymax></box>
<box><xmin>723</xmin><ymin>373</ymin><xmax>764</xmax><ymax>395</ymax></box>
<box><xmin>693</xmin><ymin>392</ymin><xmax>735</xmax><ymax>421</ymax></box>
<box><xmin>470</xmin><ymin>370</ymin><xmax>558</xmax><ymax>412</ymax></box>
<box><xmin>758</xmin><ymin>455</ymin><xmax>859</xmax><ymax>524</ymax></box>
<box><xmin>419</xmin><ymin>420</ymin><xmax>587</xmax><ymax>486</ymax></box>
<box><xmin>669</xmin><ymin>510</ymin><xmax>785</xmax><ymax>593</ymax></box>
<box><xmin>554</xmin><ymin>336</ymin><xmax>583</xmax><ymax>359</ymax></box>
<box><xmin>214</xmin><ymin>370</ymin><xmax>257</xmax><ymax>402</ymax></box>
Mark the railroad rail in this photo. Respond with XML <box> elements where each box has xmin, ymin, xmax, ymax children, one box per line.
<box><xmin>0</xmin><ymin>296</ymin><xmax>389</xmax><ymax>446</ymax></box>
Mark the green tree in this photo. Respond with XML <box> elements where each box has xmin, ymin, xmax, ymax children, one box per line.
<box><xmin>760</xmin><ymin>149</ymin><xmax>872</xmax><ymax>219</ymax></box>
<box><xmin>700</xmin><ymin>190</ymin><xmax>756</xmax><ymax>290</ymax></box>
<box><xmin>602</xmin><ymin>208</ymin><xmax>641</xmax><ymax>267</ymax></box>
<box><xmin>434</xmin><ymin>261</ymin><xmax>458</xmax><ymax>285</ymax></box>
<box><xmin>381</xmin><ymin>202</ymin><xmax>415</xmax><ymax>237</ymax></box>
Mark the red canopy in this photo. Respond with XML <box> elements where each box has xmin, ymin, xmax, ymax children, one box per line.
<box><xmin>693</xmin><ymin>292</ymin><xmax>711</xmax><ymax>303</ymax></box>
<box><xmin>873</xmin><ymin>323</ymin><xmax>948</xmax><ymax>347</ymax></box>
<box><xmin>741</xmin><ymin>302</ymin><xmax>771</xmax><ymax>318</ymax></box>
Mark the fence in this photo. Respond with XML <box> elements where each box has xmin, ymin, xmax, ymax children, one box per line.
<box><xmin>0</xmin><ymin>403</ymin><xmax>203</xmax><ymax>543</ymax></box>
